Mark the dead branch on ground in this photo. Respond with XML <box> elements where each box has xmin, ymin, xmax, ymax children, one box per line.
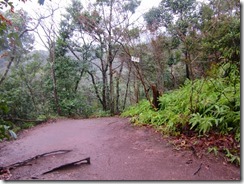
<box><xmin>42</xmin><ymin>157</ymin><xmax>91</xmax><ymax>175</ymax></box>
<box><xmin>0</xmin><ymin>150</ymin><xmax>72</xmax><ymax>172</ymax></box>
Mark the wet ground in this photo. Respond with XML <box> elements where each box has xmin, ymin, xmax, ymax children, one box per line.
<box><xmin>0</xmin><ymin>117</ymin><xmax>240</xmax><ymax>180</ymax></box>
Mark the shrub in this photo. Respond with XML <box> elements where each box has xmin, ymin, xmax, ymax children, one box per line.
<box><xmin>122</xmin><ymin>63</ymin><xmax>240</xmax><ymax>139</ymax></box>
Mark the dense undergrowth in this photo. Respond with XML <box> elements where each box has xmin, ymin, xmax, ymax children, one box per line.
<box><xmin>122</xmin><ymin>63</ymin><xmax>240</xmax><ymax>165</ymax></box>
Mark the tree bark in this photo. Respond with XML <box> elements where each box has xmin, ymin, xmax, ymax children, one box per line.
<box><xmin>134</xmin><ymin>74</ymin><xmax>139</xmax><ymax>103</ymax></box>
<box><xmin>115</xmin><ymin>75</ymin><xmax>120</xmax><ymax>114</ymax></box>
<box><xmin>87</xmin><ymin>71</ymin><xmax>105</xmax><ymax>109</ymax></box>
<box><xmin>151</xmin><ymin>84</ymin><xmax>161</xmax><ymax>110</ymax></box>
<box><xmin>132</xmin><ymin>62</ymin><xmax>154</xmax><ymax>108</ymax></box>
<box><xmin>109</xmin><ymin>58</ymin><xmax>114</xmax><ymax>114</ymax></box>
<box><xmin>74</xmin><ymin>69</ymin><xmax>85</xmax><ymax>93</ymax></box>
<box><xmin>102</xmin><ymin>71</ymin><xmax>108</xmax><ymax>111</ymax></box>
<box><xmin>122</xmin><ymin>64</ymin><xmax>132</xmax><ymax>110</ymax></box>
<box><xmin>115</xmin><ymin>61</ymin><xmax>124</xmax><ymax>114</ymax></box>
<box><xmin>50</xmin><ymin>43</ymin><xmax>61</xmax><ymax>116</ymax></box>
<box><xmin>170</xmin><ymin>66</ymin><xmax>176</xmax><ymax>88</ymax></box>
<box><xmin>185</xmin><ymin>52</ymin><xmax>191</xmax><ymax>80</ymax></box>
<box><xmin>0</xmin><ymin>55</ymin><xmax>14</xmax><ymax>86</ymax></box>
<box><xmin>108</xmin><ymin>0</ymin><xmax>114</xmax><ymax>114</ymax></box>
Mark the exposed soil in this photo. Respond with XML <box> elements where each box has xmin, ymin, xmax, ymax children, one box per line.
<box><xmin>0</xmin><ymin>117</ymin><xmax>240</xmax><ymax>180</ymax></box>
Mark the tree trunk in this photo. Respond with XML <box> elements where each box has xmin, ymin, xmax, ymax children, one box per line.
<box><xmin>185</xmin><ymin>52</ymin><xmax>191</xmax><ymax>80</ymax></box>
<box><xmin>102</xmin><ymin>71</ymin><xmax>108</xmax><ymax>111</ymax></box>
<box><xmin>51</xmin><ymin>64</ymin><xmax>61</xmax><ymax>115</ymax></box>
<box><xmin>26</xmin><ymin>82</ymin><xmax>38</xmax><ymax>112</ymax></box>
<box><xmin>134</xmin><ymin>75</ymin><xmax>139</xmax><ymax>103</ymax></box>
<box><xmin>151</xmin><ymin>84</ymin><xmax>161</xmax><ymax>110</ymax></box>
<box><xmin>156</xmin><ymin>60</ymin><xmax>164</xmax><ymax>94</ymax></box>
<box><xmin>108</xmin><ymin>0</ymin><xmax>114</xmax><ymax>114</ymax></box>
<box><xmin>74</xmin><ymin>69</ymin><xmax>84</xmax><ymax>93</ymax></box>
<box><xmin>122</xmin><ymin>64</ymin><xmax>132</xmax><ymax>110</ymax></box>
<box><xmin>115</xmin><ymin>61</ymin><xmax>124</xmax><ymax>114</ymax></box>
<box><xmin>109</xmin><ymin>60</ymin><xmax>114</xmax><ymax>114</ymax></box>
<box><xmin>50</xmin><ymin>43</ymin><xmax>61</xmax><ymax>116</ymax></box>
<box><xmin>170</xmin><ymin>66</ymin><xmax>176</xmax><ymax>88</ymax></box>
<box><xmin>132</xmin><ymin>62</ymin><xmax>153</xmax><ymax>107</ymax></box>
<box><xmin>87</xmin><ymin>71</ymin><xmax>105</xmax><ymax>109</ymax></box>
<box><xmin>115</xmin><ymin>75</ymin><xmax>120</xmax><ymax>114</ymax></box>
<box><xmin>0</xmin><ymin>44</ymin><xmax>17</xmax><ymax>86</ymax></box>
<box><xmin>107</xmin><ymin>0</ymin><xmax>115</xmax><ymax>114</ymax></box>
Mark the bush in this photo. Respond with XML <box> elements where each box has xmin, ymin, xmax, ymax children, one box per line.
<box><xmin>122</xmin><ymin>63</ymin><xmax>240</xmax><ymax>139</ymax></box>
<box><xmin>0</xmin><ymin>97</ymin><xmax>17</xmax><ymax>141</ymax></box>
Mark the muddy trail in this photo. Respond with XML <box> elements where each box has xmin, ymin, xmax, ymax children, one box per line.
<box><xmin>0</xmin><ymin>117</ymin><xmax>240</xmax><ymax>180</ymax></box>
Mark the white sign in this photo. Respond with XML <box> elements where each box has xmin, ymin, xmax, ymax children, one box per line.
<box><xmin>131</xmin><ymin>56</ymin><xmax>140</xmax><ymax>63</ymax></box>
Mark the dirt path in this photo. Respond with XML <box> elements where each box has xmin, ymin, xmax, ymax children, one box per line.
<box><xmin>0</xmin><ymin>117</ymin><xmax>240</xmax><ymax>180</ymax></box>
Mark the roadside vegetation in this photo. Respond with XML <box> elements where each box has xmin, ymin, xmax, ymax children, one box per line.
<box><xmin>122</xmin><ymin>63</ymin><xmax>240</xmax><ymax>165</ymax></box>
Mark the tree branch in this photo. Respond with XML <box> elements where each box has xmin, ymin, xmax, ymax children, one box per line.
<box><xmin>87</xmin><ymin>71</ymin><xmax>103</xmax><ymax>106</ymax></box>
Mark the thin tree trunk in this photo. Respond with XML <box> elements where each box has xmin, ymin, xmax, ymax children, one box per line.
<box><xmin>115</xmin><ymin>76</ymin><xmax>120</xmax><ymax>114</ymax></box>
<box><xmin>26</xmin><ymin>82</ymin><xmax>38</xmax><ymax>112</ymax></box>
<box><xmin>156</xmin><ymin>61</ymin><xmax>164</xmax><ymax>94</ymax></box>
<box><xmin>115</xmin><ymin>62</ymin><xmax>124</xmax><ymax>114</ymax></box>
<box><xmin>134</xmin><ymin>74</ymin><xmax>139</xmax><ymax>103</ymax></box>
<box><xmin>170</xmin><ymin>66</ymin><xmax>176</xmax><ymax>88</ymax></box>
<box><xmin>185</xmin><ymin>51</ymin><xmax>192</xmax><ymax>80</ymax></box>
<box><xmin>188</xmin><ymin>54</ymin><xmax>194</xmax><ymax>80</ymax></box>
<box><xmin>0</xmin><ymin>58</ymin><xmax>14</xmax><ymax>86</ymax></box>
<box><xmin>51</xmin><ymin>63</ymin><xmax>61</xmax><ymax>115</ymax></box>
<box><xmin>87</xmin><ymin>71</ymin><xmax>105</xmax><ymax>109</ymax></box>
<box><xmin>50</xmin><ymin>43</ymin><xmax>61</xmax><ymax>116</ymax></box>
<box><xmin>108</xmin><ymin>0</ymin><xmax>114</xmax><ymax>114</ymax></box>
<box><xmin>74</xmin><ymin>69</ymin><xmax>85</xmax><ymax>93</ymax></box>
<box><xmin>132</xmin><ymin>62</ymin><xmax>154</xmax><ymax>108</ymax></box>
<box><xmin>109</xmin><ymin>60</ymin><xmax>114</xmax><ymax>114</ymax></box>
<box><xmin>102</xmin><ymin>71</ymin><xmax>108</xmax><ymax>111</ymax></box>
<box><xmin>122</xmin><ymin>64</ymin><xmax>132</xmax><ymax>110</ymax></box>
<box><xmin>0</xmin><ymin>49</ymin><xmax>15</xmax><ymax>86</ymax></box>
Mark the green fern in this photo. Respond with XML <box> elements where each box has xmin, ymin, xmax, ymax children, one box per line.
<box><xmin>122</xmin><ymin>63</ymin><xmax>240</xmax><ymax>139</ymax></box>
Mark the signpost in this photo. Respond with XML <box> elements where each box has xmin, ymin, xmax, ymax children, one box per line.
<box><xmin>131</xmin><ymin>56</ymin><xmax>140</xmax><ymax>63</ymax></box>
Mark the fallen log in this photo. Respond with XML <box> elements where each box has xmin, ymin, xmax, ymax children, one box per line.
<box><xmin>0</xmin><ymin>150</ymin><xmax>72</xmax><ymax>172</ymax></box>
<box><xmin>42</xmin><ymin>157</ymin><xmax>91</xmax><ymax>175</ymax></box>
